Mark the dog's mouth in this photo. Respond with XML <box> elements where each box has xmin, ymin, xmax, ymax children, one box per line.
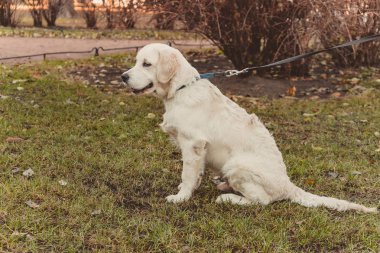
<box><xmin>130</xmin><ymin>82</ymin><xmax>154</xmax><ymax>94</ymax></box>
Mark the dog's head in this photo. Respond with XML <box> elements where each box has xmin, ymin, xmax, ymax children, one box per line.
<box><xmin>121</xmin><ymin>43</ymin><xmax>198</xmax><ymax>99</ymax></box>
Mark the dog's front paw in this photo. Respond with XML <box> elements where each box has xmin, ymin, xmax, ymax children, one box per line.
<box><xmin>166</xmin><ymin>193</ymin><xmax>190</xmax><ymax>203</ymax></box>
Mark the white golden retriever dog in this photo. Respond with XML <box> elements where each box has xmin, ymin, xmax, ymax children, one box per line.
<box><xmin>121</xmin><ymin>43</ymin><xmax>377</xmax><ymax>213</ymax></box>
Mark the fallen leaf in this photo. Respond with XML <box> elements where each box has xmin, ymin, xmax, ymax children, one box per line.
<box><xmin>308</xmin><ymin>95</ymin><xmax>320</xmax><ymax>100</ymax></box>
<box><xmin>0</xmin><ymin>94</ymin><xmax>9</xmax><ymax>100</ymax></box>
<box><xmin>11</xmin><ymin>167</ymin><xmax>21</xmax><ymax>174</ymax></box>
<box><xmin>25</xmin><ymin>200</ymin><xmax>39</xmax><ymax>209</ymax></box>
<box><xmin>327</xmin><ymin>172</ymin><xmax>339</xmax><ymax>178</ymax></box>
<box><xmin>11</xmin><ymin>231</ymin><xmax>27</xmax><ymax>237</ymax></box>
<box><xmin>16</xmin><ymin>87</ymin><xmax>24</xmax><ymax>91</ymax></box>
<box><xmin>305</xmin><ymin>178</ymin><xmax>316</xmax><ymax>186</ymax></box>
<box><xmin>30</xmin><ymin>72</ymin><xmax>41</xmax><ymax>79</ymax></box>
<box><xmin>91</xmin><ymin>209</ymin><xmax>101</xmax><ymax>215</ymax></box>
<box><xmin>349</xmin><ymin>85</ymin><xmax>367</xmax><ymax>94</ymax></box>
<box><xmin>311</xmin><ymin>145</ymin><xmax>323</xmax><ymax>151</ymax></box>
<box><xmin>118</xmin><ymin>133</ymin><xmax>128</xmax><ymax>140</ymax></box>
<box><xmin>146</xmin><ymin>113</ymin><xmax>156</xmax><ymax>119</ymax></box>
<box><xmin>6</xmin><ymin>136</ymin><xmax>24</xmax><ymax>143</ymax></box>
<box><xmin>329</xmin><ymin>92</ymin><xmax>341</xmax><ymax>98</ymax></box>
<box><xmin>374</xmin><ymin>132</ymin><xmax>380</xmax><ymax>137</ymax></box>
<box><xmin>303</xmin><ymin>112</ymin><xmax>318</xmax><ymax>117</ymax></box>
<box><xmin>287</xmin><ymin>85</ymin><xmax>297</xmax><ymax>97</ymax></box>
<box><xmin>12</xmin><ymin>79</ymin><xmax>27</xmax><ymax>84</ymax></box>
<box><xmin>58</xmin><ymin>179</ymin><xmax>68</xmax><ymax>186</ymax></box>
<box><xmin>181</xmin><ymin>246</ymin><xmax>191</xmax><ymax>252</ymax></box>
<box><xmin>26</xmin><ymin>234</ymin><xmax>34</xmax><ymax>240</ymax></box>
<box><xmin>284</xmin><ymin>96</ymin><xmax>299</xmax><ymax>100</ymax></box>
<box><xmin>22</xmin><ymin>168</ymin><xmax>34</xmax><ymax>178</ymax></box>
<box><xmin>119</xmin><ymin>101</ymin><xmax>125</xmax><ymax>106</ymax></box>
<box><xmin>64</xmin><ymin>99</ymin><xmax>75</xmax><ymax>105</ymax></box>
<box><xmin>11</xmin><ymin>231</ymin><xmax>33</xmax><ymax>240</ymax></box>
<box><xmin>349</xmin><ymin>77</ymin><xmax>360</xmax><ymax>84</ymax></box>
<box><xmin>338</xmin><ymin>112</ymin><xmax>349</xmax><ymax>117</ymax></box>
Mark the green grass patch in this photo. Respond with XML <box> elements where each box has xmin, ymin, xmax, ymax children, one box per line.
<box><xmin>0</xmin><ymin>58</ymin><xmax>379</xmax><ymax>252</ymax></box>
<box><xmin>0</xmin><ymin>27</ymin><xmax>200</xmax><ymax>41</ymax></box>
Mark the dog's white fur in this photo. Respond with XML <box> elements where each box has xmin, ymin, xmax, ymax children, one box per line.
<box><xmin>123</xmin><ymin>43</ymin><xmax>377</xmax><ymax>213</ymax></box>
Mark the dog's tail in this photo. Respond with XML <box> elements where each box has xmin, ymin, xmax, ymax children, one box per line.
<box><xmin>287</xmin><ymin>184</ymin><xmax>378</xmax><ymax>213</ymax></box>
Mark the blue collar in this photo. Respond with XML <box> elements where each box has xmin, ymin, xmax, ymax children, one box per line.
<box><xmin>176</xmin><ymin>76</ymin><xmax>202</xmax><ymax>92</ymax></box>
<box><xmin>199</xmin><ymin>73</ymin><xmax>215</xmax><ymax>79</ymax></box>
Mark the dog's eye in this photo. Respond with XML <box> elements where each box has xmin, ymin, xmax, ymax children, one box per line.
<box><xmin>143</xmin><ymin>62</ymin><xmax>152</xmax><ymax>67</ymax></box>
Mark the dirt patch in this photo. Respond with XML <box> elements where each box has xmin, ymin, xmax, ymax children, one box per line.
<box><xmin>213</xmin><ymin>75</ymin><xmax>345</xmax><ymax>99</ymax></box>
<box><xmin>189</xmin><ymin>53</ymin><xmax>353</xmax><ymax>99</ymax></box>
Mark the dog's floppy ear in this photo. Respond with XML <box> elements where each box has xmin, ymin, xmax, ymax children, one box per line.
<box><xmin>157</xmin><ymin>49</ymin><xmax>179</xmax><ymax>84</ymax></box>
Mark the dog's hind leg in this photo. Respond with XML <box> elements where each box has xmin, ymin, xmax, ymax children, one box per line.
<box><xmin>216</xmin><ymin>182</ymin><xmax>272</xmax><ymax>205</ymax></box>
<box><xmin>216</xmin><ymin>193</ymin><xmax>252</xmax><ymax>204</ymax></box>
<box><xmin>217</xmin><ymin>163</ymin><xmax>273</xmax><ymax>206</ymax></box>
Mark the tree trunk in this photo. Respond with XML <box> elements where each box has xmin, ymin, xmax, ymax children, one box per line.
<box><xmin>31</xmin><ymin>10</ymin><xmax>43</xmax><ymax>27</ymax></box>
<box><xmin>105</xmin><ymin>9</ymin><xmax>113</xmax><ymax>29</ymax></box>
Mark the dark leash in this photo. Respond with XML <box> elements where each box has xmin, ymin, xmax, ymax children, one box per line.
<box><xmin>199</xmin><ymin>34</ymin><xmax>380</xmax><ymax>79</ymax></box>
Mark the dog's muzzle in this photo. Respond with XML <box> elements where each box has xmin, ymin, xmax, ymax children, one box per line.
<box><xmin>120</xmin><ymin>73</ymin><xmax>153</xmax><ymax>94</ymax></box>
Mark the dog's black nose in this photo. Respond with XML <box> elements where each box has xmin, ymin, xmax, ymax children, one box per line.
<box><xmin>121</xmin><ymin>73</ymin><xmax>129</xmax><ymax>83</ymax></box>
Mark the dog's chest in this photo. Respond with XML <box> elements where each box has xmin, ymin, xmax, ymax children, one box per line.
<box><xmin>205</xmin><ymin>143</ymin><xmax>230</xmax><ymax>171</ymax></box>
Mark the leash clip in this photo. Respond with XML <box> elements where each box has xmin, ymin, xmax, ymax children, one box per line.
<box><xmin>224</xmin><ymin>69</ymin><xmax>249</xmax><ymax>77</ymax></box>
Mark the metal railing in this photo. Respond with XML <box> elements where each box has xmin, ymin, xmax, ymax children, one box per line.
<box><xmin>0</xmin><ymin>41</ymin><xmax>212</xmax><ymax>62</ymax></box>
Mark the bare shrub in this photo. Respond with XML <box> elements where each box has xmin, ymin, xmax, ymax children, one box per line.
<box><xmin>62</xmin><ymin>0</ymin><xmax>75</xmax><ymax>17</ymax></box>
<box><xmin>98</xmin><ymin>0</ymin><xmax>140</xmax><ymax>29</ymax></box>
<box><xmin>79</xmin><ymin>0</ymin><xmax>97</xmax><ymax>28</ymax></box>
<box><xmin>310</xmin><ymin>0</ymin><xmax>380</xmax><ymax>67</ymax></box>
<box><xmin>149</xmin><ymin>12</ymin><xmax>176</xmax><ymax>30</ymax></box>
<box><xmin>23</xmin><ymin>0</ymin><xmax>44</xmax><ymax>27</ymax></box>
<box><xmin>42</xmin><ymin>0</ymin><xmax>66</xmax><ymax>27</ymax></box>
<box><xmin>118</xmin><ymin>0</ymin><xmax>139</xmax><ymax>29</ymax></box>
<box><xmin>145</xmin><ymin>0</ymin><xmax>176</xmax><ymax>30</ymax></box>
<box><xmin>101</xmin><ymin>0</ymin><xmax>116</xmax><ymax>29</ymax></box>
<box><xmin>156</xmin><ymin>0</ymin><xmax>312</xmax><ymax>76</ymax></box>
<box><xmin>0</xmin><ymin>0</ymin><xmax>22</xmax><ymax>27</ymax></box>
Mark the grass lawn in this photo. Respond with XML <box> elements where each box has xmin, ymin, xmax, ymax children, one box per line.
<box><xmin>0</xmin><ymin>56</ymin><xmax>379</xmax><ymax>252</ymax></box>
<box><xmin>0</xmin><ymin>26</ymin><xmax>200</xmax><ymax>41</ymax></box>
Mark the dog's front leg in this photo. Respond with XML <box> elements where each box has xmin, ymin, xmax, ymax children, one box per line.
<box><xmin>166</xmin><ymin>136</ymin><xmax>207</xmax><ymax>203</ymax></box>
